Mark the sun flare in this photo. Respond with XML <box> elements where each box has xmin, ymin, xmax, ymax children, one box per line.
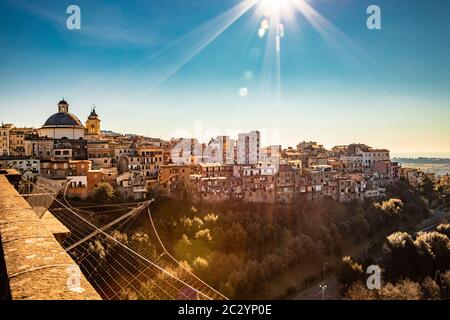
<box><xmin>258</xmin><ymin>0</ymin><xmax>292</xmax><ymax>19</ymax></box>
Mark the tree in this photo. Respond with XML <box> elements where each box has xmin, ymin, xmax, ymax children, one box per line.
<box><xmin>415</xmin><ymin>231</ymin><xmax>450</xmax><ymax>272</ymax></box>
<box><xmin>421</xmin><ymin>277</ymin><xmax>440</xmax><ymax>300</ymax></box>
<box><xmin>375</xmin><ymin>198</ymin><xmax>403</xmax><ymax>220</ymax></box>
<box><xmin>337</xmin><ymin>256</ymin><xmax>364</xmax><ymax>288</ymax></box>
<box><xmin>329</xmin><ymin>223</ymin><xmax>344</xmax><ymax>255</ymax></box>
<box><xmin>344</xmin><ymin>281</ymin><xmax>376</xmax><ymax>300</ymax></box>
<box><xmin>384</xmin><ymin>232</ymin><xmax>420</xmax><ymax>280</ymax></box>
<box><xmin>222</xmin><ymin>223</ymin><xmax>247</xmax><ymax>253</ymax></box>
<box><xmin>93</xmin><ymin>182</ymin><xmax>115</xmax><ymax>203</ymax></box>
<box><xmin>440</xmin><ymin>270</ymin><xmax>450</xmax><ymax>299</ymax></box>
<box><xmin>379</xmin><ymin>279</ymin><xmax>422</xmax><ymax>300</ymax></box>
<box><xmin>437</xmin><ymin>224</ymin><xmax>450</xmax><ymax>238</ymax></box>
<box><xmin>418</xmin><ymin>175</ymin><xmax>438</xmax><ymax>203</ymax></box>
<box><xmin>317</xmin><ymin>225</ymin><xmax>334</xmax><ymax>255</ymax></box>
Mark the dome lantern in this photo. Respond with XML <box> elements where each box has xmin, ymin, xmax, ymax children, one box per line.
<box><xmin>58</xmin><ymin>99</ymin><xmax>69</xmax><ymax>113</ymax></box>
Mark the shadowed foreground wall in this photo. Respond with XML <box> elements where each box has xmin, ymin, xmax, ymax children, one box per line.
<box><xmin>0</xmin><ymin>175</ymin><xmax>101</xmax><ymax>300</ymax></box>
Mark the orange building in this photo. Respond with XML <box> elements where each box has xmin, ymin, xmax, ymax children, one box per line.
<box><xmin>69</xmin><ymin>160</ymin><xmax>92</xmax><ymax>176</ymax></box>
<box><xmin>86</xmin><ymin>170</ymin><xmax>103</xmax><ymax>194</ymax></box>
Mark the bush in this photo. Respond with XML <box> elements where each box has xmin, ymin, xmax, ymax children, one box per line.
<box><xmin>421</xmin><ymin>277</ymin><xmax>440</xmax><ymax>300</ymax></box>
<box><xmin>437</xmin><ymin>224</ymin><xmax>450</xmax><ymax>238</ymax></box>
<box><xmin>379</xmin><ymin>279</ymin><xmax>422</xmax><ymax>300</ymax></box>
<box><xmin>93</xmin><ymin>183</ymin><xmax>115</xmax><ymax>203</ymax></box>
<box><xmin>344</xmin><ymin>281</ymin><xmax>376</xmax><ymax>300</ymax></box>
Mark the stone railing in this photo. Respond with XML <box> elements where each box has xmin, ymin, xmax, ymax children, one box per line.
<box><xmin>0</xmin><ymin>173</ymin><xmax>101</xmax><ymax>300</ymax></box>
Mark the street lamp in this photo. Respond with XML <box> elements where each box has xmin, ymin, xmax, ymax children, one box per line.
<box><xmin>319</xmin><ymin>283</ymin><xmax>327</xmax><ymax>300</ymax></box>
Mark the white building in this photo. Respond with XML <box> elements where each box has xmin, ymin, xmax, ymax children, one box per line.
<box><xmin>205</xmin><ymin>136</ymin><xmax>235</xmax><ymax>165</ymax></box>
<box><xmin>237</xmin><ymin>131</ymin><xmax>260</xmax><ymax>165</ymax></box>
<box><xmin>355</xmin><ymin>145</ymin><xmax>390</xmax><ymax>169</ymax></box>
<box><xmin>0</xmin><ymin>158</ymin><xmax>40</xmax><ymax>179</ymax></box>
<box><xmin>339</xmin><ymin>154</ymin><xmax>364</xmax><ymax>172</ymax></box>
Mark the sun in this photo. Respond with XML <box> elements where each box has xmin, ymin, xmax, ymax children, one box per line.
<box><xmin>258</xmin><ymin>0</ymin><xmax>293</xmax><ymax>19</ymax></box>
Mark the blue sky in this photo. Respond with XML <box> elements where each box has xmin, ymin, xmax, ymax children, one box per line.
<box><xmin>0</xmin><ymin>0</ymin><xmax>449</xmax><ymax>157</ymax></box>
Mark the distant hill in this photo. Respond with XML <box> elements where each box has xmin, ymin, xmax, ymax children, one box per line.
<box><xmin>394</xmin><ymin>158</ymin><xmax>450</xmax><ymax>176</ymax></box>
<box><xmin>393</xmin><ymin>157</ymin><xmax>450</xmax><ymax>164</ymax></box>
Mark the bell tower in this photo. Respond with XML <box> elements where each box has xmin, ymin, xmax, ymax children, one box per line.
<box><xmin>85</xmin><ymin>107</ymin><xmax>101</xmax><ymax>138</ymax></box>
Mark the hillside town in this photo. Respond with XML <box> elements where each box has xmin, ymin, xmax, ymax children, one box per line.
<box><xmin>1</xmin><ymin>99</ymin><xmax>446</xmax><ymax>204</ymax></box>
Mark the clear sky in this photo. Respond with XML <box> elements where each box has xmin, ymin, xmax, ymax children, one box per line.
<box><xmin>0</xmin><ymin>0</ymin><xmax>449</xmax><ymax>157</ymax></box>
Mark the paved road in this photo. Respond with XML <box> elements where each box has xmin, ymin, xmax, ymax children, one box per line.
<box><xmin>290</xmin><ymin>276</ymin><xmax>341</xmax><ymax>300</ymax></box>
<box><xmin>416</xmin><ymin>210</ymin><xmax>450</xmax><ymax>233</ymax></box>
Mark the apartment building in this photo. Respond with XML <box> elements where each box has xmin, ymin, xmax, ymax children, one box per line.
<box><xmin>69</xmin><ymin>160</ymin><xmax>92</xmax><ymax>176</ymax></box>
<box><xmin>0</xmin><ymin>124</ymin><xmax>10</xmax><ymax>156</ymax></box>
<box><xmin>0</xmin><ymin>157</ymin><xmax>40</xmax><ymax>179</ymax></box>
<box><xmin>198</xmin><ymin>163</ymin><xmax>235</xmax><ymax>178</ymax></box>
<box><xmin>276</xmin><ymin>164</ymin><xmax>298</xmax><ymax>204</ymax></box>
<box><xmin>334</xmin><ymin>176</ymin><xmax>365</xmax><ymax>202</ymax></box>
<box><xmin>242</xmin><ymin>163</ymin><xmax>276</xmax><ymax>203</ymax></box>
<box><xmin>401</xmin><ymin>167</ymin><xmax>425</xmax><ymax>186</ymax></box>
<box><xmin>9</xmin><ymin>128</ymin><xmax>31</xmax><ymax>156</ymax></box>
<box><xmin>205</xmin><ymin>136</ymin><xmax>235</xmax><ymax>165</ymax></box>
<box><xmin>237</xmin><ymin>131</ymin><xmax>260</xmax><ymax>165</ymax></box>
<box><xmin>373</xmin><ymin>160</ymin><xmax>401</xmax><ymax>181</ymax></box>
<box><xmin>53</xmin><ymin>138</ymin><xmax>87</xmax><ymax>161</ymax></box>
<box><xmin>87</xmin><ymin>140</ymin><xmax>112</xmax><ymax>168</ymax></box>
<box><xmin>304</xmin><ymin>165</ymin><xmax>336</xmax><ymax>193</ymax></box>
<box><xmin>137</xmin><ymin>144</ymin><xmax>164</xmax><ymax>177</ymax></box>
<box><xmin>24</xmin><ymin>135</ymin><xmax>54</xmax><ymax>159</ymax></box>
<box><xmin>40</xmin><ymin>160</ymin><xmax>71</xmax><ymax>179</ymax></box>
<box><xmin>170</xmin><ymin>138</ymin><xmax>204</xmax><ymax>165</ymax></box>
<box><xmin>339</xmin><ymin>154</ymin><xmax>364</xmax><ymax>172</ymax></box>
<box><xmin>190</xmin><ymin>175</ymin><xmax>233</xmax><ymax>202</ymax></box>
<box><xmin>116</xmin><ymin>171</ymin><xmax>147</xmax><ymax>200</ymax></box>
<box><xmin>66</xmin><ymin>176</ymin><xmax>88</xmax><ymax>199</ymax></box>
<box><xmin>352</xmin><ymin>144</ymin><xmax>390</xmax><ymax>170</ymax></box>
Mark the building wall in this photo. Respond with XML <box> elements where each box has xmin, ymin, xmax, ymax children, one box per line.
<box><xmin>9</xmin><ymin>129</ymin><xmax>28</xmax><ymax>156</ymax></box>
<box><xmin>25</xmin><ymin>139</ymin><xmax>53</xmax><ymax>159</ymax></box>
<box><xmin>86</xmin><ymin>170</ymin><xmax>103</xmax><ymax>194</ymax></box>
<box><xmin>38</xmin><ymin>127</ymin><xmax>85</xmax><ymax>140</ymax></box>
<box><xmin>0</xmin><ymin>127</ymin><xmax>10</xmax><ymax>156</ymax></box>
<box><xmin>69</xmin><ymin>160</ymin><xmax>92</xmax><ymax>176</ymax></box>
<box><xmin>237</xmin><ymin>131</ymin><xmax>260</xmax><ymax>165</ymax></box>
<box><xmin>40</xmin><ymin>160</ymin><xmax>70</xmax><ymax>179</ymax></box>
<box><xmin>66</xmin><ymin>176</ymin><xmax>88</xmax><ymax>199</ymax></box>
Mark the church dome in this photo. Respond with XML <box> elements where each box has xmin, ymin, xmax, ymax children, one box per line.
<box><xmin>43</xmin><ymin>112</ymin><xmax>84</xmax><ymax>127</ymax></box>
<box><xmin>39</xmin><ymin>99</ymin><xmax>86</xmax><ymax>140</ymax></box>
